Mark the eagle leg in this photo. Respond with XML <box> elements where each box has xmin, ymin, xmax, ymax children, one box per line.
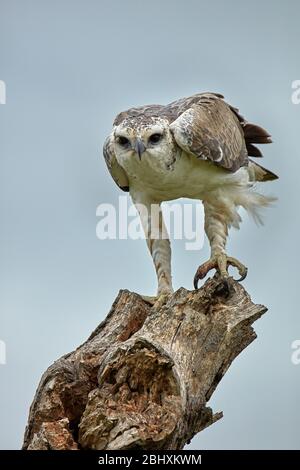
<box><xmin>131</xmin><ymin>193</ymin><xmax>174</xmax><ymax>299</ymax></box>
<box><xmin>195</xmin><ymin>200</ymin><xmax>248</xmax><ymax>289</ymax></box>
<box><xmin>193</xmin><ymin>254</ymin><xmax>248</xmax><ymax>289</ymax></box>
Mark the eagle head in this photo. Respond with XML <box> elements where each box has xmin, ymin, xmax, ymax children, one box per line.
<box><xmin>112</xmin><ymin>116</ymin><xmax>176</xmax><ymax>168</ymax></box>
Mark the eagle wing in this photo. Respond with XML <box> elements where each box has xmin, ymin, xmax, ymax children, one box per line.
<box><xmin>103</xmin><ymin>92</ymin><xmax>273</xmax><ymax>187</ymax></box>
<box><xmin>103</xmin><ymin>134</ymin><xmax>129</xmax><ymax>192</ymax></box>
<box><xmin>169</xmin><ymin>93</ymin><xmax>272</xmax><ymax>172</ymax></box>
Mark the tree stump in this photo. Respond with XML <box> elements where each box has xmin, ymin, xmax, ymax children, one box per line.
<box><xmin>23</xmin><ymin>276</ymin><xmax>267</xmax><ymax>450</ymax></box>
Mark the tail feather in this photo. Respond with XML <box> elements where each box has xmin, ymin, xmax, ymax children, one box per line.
<box><xmin>246</xmin><ymin>143</ymin><xmax>263</xmax><ymax>158</ymax></box>
<box><xmin>243</xmin><ymin>123</ymin><xmax>272</xmax><ymax>144</ymax></box>
<box><xmin>248</xmin><ymin>159</ymin><xmax>279</xmax><ymax>182</ymax></box>
<box><xmin>228</xmin><ymin>103</ymin><xmax>273</xmax><ymax>159</ymax></box>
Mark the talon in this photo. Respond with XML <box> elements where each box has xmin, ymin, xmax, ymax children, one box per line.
<box><xmin>141</xmin><ymin>295</ymin><xmax>157</xmax><ymax>305</ymax></box>
<box><xmin>226</xmin><ymin>257</ymin><xmax>248</xmax><ymax>282</ymax></box>
<box><xmin>194</xmin><ymin>254</ymin><xmax>248</xmax><ymax>289</ymax></box>
<box><xmin>141</xmin><ymin>291</ymin><xmax>173</xmax><ymax>306</ymax></box>
<box><xmin>235</xmin><ymin>267</ymin><xmax>248</xmax><ymax>282</ymax></box>
<box><xmin>194</xmin><ymin>259</ymin><xmax>216</xmax><ymax>289</ymax></box>
<box><xmin>193</xmin><ymin>275</ymin><xmax>199</xmax><ymax>290</ymax></box>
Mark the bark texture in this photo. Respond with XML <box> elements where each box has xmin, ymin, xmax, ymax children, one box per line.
<box><xmin>23</xmin><ymin>276</ymin><xmax>267</xmax><ymax>450</ymax></box>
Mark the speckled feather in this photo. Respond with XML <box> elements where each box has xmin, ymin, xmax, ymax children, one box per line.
<box><xmin>104</xmin><ymin>92</ymin><xmax>274</xmax><ymax>190</ymax></box>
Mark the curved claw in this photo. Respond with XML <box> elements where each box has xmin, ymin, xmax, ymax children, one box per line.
<box><xmin>193</xmin><ymin>255</ymin><xmax>248</xmax><ymax>289</ymax></box>
<box><xmin>234</xmin><ymin>267</ymin><xmax>248</xmax><ymax>282</ymax></box>
<box><xmin>193</xmin><ymin>274</ymin><xmax>200</xmax><ymax>290</ymax></box>
<box><xmin>193</xmin><ymin>259</ymin><xmax>216</xmax><ymax>289</ymax></box>
<box><xmin>226</xmin><ymin>257</ymin><xmax>248</xmax><ymax>282</ymax></box>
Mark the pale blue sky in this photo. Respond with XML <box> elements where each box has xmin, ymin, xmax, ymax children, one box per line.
<box><xmin>0</xmin><ymin>0</ymin><xmax>299</xmax><ymax>449</ymax></box>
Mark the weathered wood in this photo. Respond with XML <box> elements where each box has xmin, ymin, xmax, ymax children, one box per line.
<box><xmin>23</xmin><ymin>276</ymin><xmax>267</xmax><ymax>450</ymax></box>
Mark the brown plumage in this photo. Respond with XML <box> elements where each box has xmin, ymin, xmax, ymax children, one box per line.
<box><xmin>105</xmin><ymin>92</ymin><xmax>278</xmax><ymax>188</ymax></box>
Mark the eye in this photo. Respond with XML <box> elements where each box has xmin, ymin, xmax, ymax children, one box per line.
<box><xmin>148</xmin><ymin>133</ymin><xmax>163</xmax><ymax>144</ymax></box>
<box><xmin>117</xmin><ymin>136</ymin><xmax>130</xmax><ymax>147</ymax></box>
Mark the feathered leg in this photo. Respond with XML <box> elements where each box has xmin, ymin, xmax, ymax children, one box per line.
<box><xmin>132</xmin><ymin>194</ymin><xmax>173</xmax><ymax>300</ymax></box>
<box><xmin>194</xmin><ymin>200</ymin><xmax>247</xmax><ymax>289</ymax></box>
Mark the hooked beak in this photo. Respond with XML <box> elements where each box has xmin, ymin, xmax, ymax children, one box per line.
<box><xmin>134</xmin><ymin>139</ymin><xmax>146</xmax><ymax>160</ymax></box>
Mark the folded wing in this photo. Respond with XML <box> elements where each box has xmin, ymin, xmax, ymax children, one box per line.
<box><xmin>170</xmin><ymin>93</ymin><xmax>272</xmax><ymax>173</ymax></box>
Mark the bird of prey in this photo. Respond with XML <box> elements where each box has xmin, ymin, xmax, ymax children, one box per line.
<box><xmin>103</xmin><ymin>92</ymin><xmax>278</xmax><ymax>300</ymax></box>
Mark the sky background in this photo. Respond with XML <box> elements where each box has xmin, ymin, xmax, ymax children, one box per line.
<box><xmin>0</xmin><ymin>0</ymin><xmax>299</xmax><ymax>450</ymax></box>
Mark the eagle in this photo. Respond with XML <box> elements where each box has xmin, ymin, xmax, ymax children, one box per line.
<box><xmin>103</xmin><ymin>92</ymin><xmax>278</xmax><ymax>301</ymax></box>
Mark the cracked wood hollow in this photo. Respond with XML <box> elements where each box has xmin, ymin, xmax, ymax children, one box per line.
<box><xmin>23</xmin><ymin>276</ymin><xmax>267</xmax><ymax>450</ymax></box>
